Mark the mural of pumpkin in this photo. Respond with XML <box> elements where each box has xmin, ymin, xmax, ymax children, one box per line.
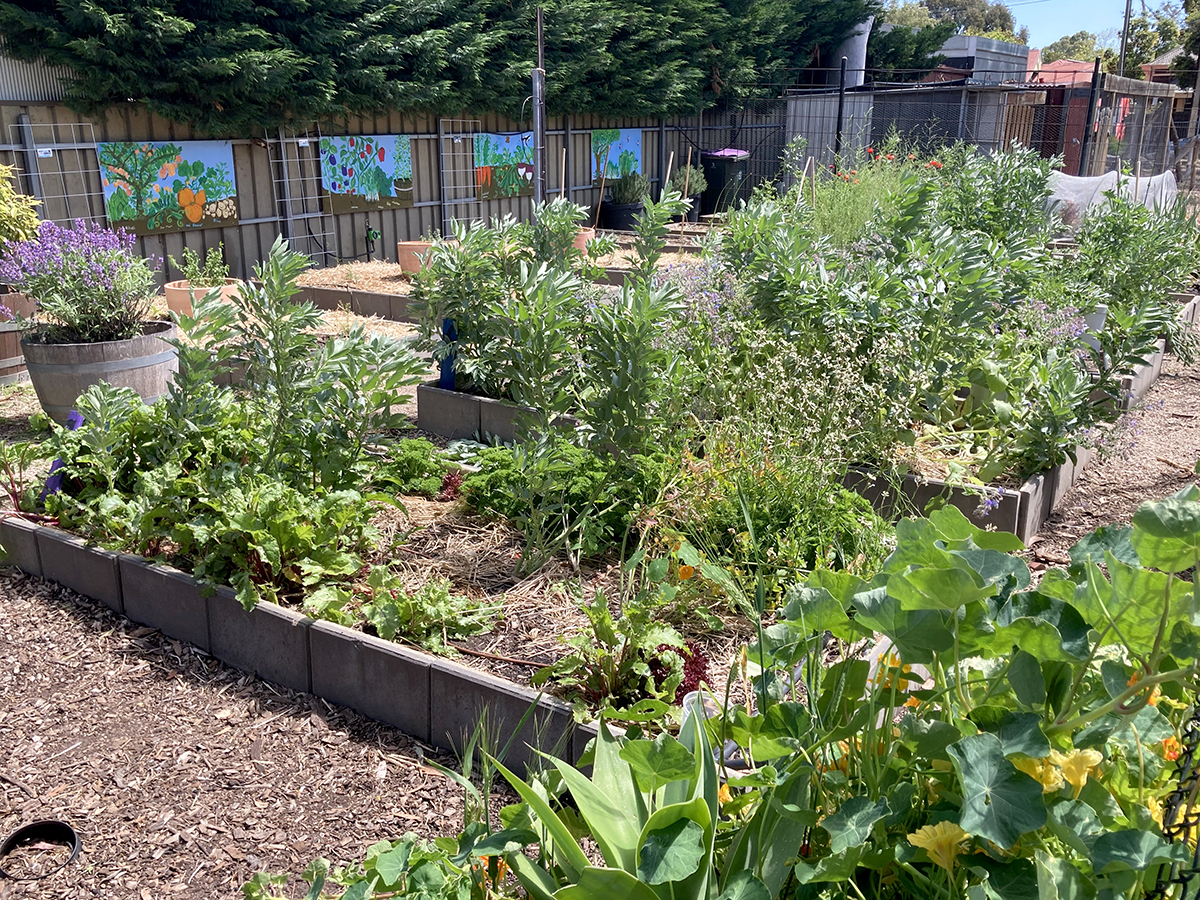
<box><xmin>177</xmin><ymin>187</ymin><xmax>207</xmax><ymax>223</ymax></box>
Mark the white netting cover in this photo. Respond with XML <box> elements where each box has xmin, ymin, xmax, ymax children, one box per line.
<box><xmin>1048</xmin><ymin>170</ymin><xmax>1178</xmax><ymax>229</ymax></box>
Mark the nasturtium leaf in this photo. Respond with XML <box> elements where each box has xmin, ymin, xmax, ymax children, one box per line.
<box><xmin>783</xmin><ymin>585</ymin><xmax>851</xmax><ymax>638</ymax></box>
<box><xmin>808</xmin><ymin>569</ymin><xmax>867</xmax><ymax>611</ymax></box>
<box><xmin>339</xmin><ymin>881</ymin><xmax>373</xmax><ymax>900</ymax></box>
<box><xmin>953</xmin><ymin>548</ymin><xmax>1031</xmax><ymax>594</ymax></box>
<box><xmin>967</xmin><ymin>709</ymin><xmax>1050</xmax><ymax>758</ymax></box>
<box><xmin>974</xmin><ymin>856</ymin><xmax>1038</xmax><ymax>900</ymax></box>
<box><xmin>1091</xmin><ymin>829</ymin><xmax>1192</xmax><ymax>873</ymax></box>
<box><xmin>1034</xmin><ymin>850</ymin><xmax>1090</xmax><ymax>900</ymax></box>
<box><xmin>1076</xmin><ymin>780</ymin><xmax>1122</xmax><ymax>823</ymax></box>
<box><xmin>1131</xmin><ymin>489</ymin><xmax>1200</xmax><ymax>573</ymax></box>
<box><xmin>793</xmin><ymin>846</ymin><xmax>864</xmax><ymax>884</ymax></box>
<box><xmin>820</xmin><ymin>796</ymin><xmax>890</xmax><ymax>853</ymax></box>
<box><xmin>716</xmin><ymin>871</ymin><xmax>771</xmax><ymax>900</ymax></box>
<box><xmin>636</xmin><ymin>818</ymin><xmax>706</xmax><ymax>885</ymax></box>
<box><xmin>927</xmin><ymin>505</ymin><xmax>1023</xmax><ymax>552</ymax></box>
<box><xmin>1070</xmin><ymin>525</ymin><xmax>1137</xmax><ymax>570</ymax></box>
<box><xmin>371</xmin><ymin>842</ymin><xmax>412</xmax><ymax>886</ymax></box>
<box><xmin>888</xmin><ymin>566</ymin><xmax>997</xmax><ymax>611</ymax></box>
<box><xmin>1047</xmin><ymin>801</ymin><xmax>1104</xmax><ymax>855</ymax></box>
<box><xmin>620</xmin><ymin>734</ymin><xmax>696</xmax><ymax>793</ymax></box>
<box><xmin>470</xmin><ymin>829</ymin><xmax>538</xmax><ymax>857</ymax></box>
<box><xmin>647</xmin><ymin>558</ymin><xmax>670</xmax><ymax>583</ymax></box>
<box><xmin>902</xmin><ymin>717</ymin><xmax>963</xmax><ymax>760</ymax></box>
<box><xmin>853</xmin><ymin>588</ymin><xmax>954</xmax><ymax>662</ymax></box>
<box><xmin>408</xmin><ymin>860</ymin><xmax>445</xmax><ymax>892</ymax></box>
<box><xmin>1170</xmin><ymin>620</ymin><xmax>1200</xmax><ymax>659</ymax></box>
<box><xmin>948</xmin><ymin>733</ymin><xmax>1047</xmax><ymax>848</ymax></box>
<box><xmin>1007</xmin><ymin>650</ymin><xmax>1046</xmax><ymax>707</ymax></box>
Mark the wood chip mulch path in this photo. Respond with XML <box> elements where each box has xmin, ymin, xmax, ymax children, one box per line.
<box><xmin>0</xmin><ymin>571</ymin><xmax>469</xmax><ymax>900</ymax></box>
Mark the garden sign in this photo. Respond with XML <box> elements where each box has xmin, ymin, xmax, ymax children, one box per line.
<box><xmin>474</xmin><ymin>133</ymin><xmax>534</xmax><ymax>200</ymax></box>
<box><xmin>319</xmin><ymin>135</ymin><xmax>414</xmax><ymax>214</ymax></box>
<box><xmin>98</xmin><ymin>141</ymin><xmax>238</xmax><ymax>236</ymax></box>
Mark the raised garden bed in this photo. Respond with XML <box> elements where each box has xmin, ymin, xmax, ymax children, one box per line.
<box><xmin>843</xmin><ymin>447</ymin><xmax>1093</xmax><ymax>543</ymax></box>
<box><xmin>0</xmin><ymin>516</ymin><xmax>598</xmax><ymax>776</ymax></box>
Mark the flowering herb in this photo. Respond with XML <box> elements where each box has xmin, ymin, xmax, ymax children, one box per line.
<box><xmin>0</xmin><ymin>219</ymin><xmax>157</xmax><ymax>344</ymax></box>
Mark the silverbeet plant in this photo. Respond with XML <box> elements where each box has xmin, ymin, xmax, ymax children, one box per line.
<box><xmin>0</xmin><ymin>219</ymin><xmax>157</xmax><ymax>343</ymax></box>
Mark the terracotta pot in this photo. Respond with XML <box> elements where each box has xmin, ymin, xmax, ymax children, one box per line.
<box><xmin>398</xmin><ymin>240</ymin><xmax>434</xmax><ymax>274</ymax></box>
<box><xmin>572</xmin><ymin>227</ymin><xmax>595</xmax><ymax>251</ymax></box>
<box><xmin>163</xmin><ymin>278</ymin><xmax>241</xmax><ymax>318</ymax></box>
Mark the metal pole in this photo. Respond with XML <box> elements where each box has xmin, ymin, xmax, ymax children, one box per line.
<box><xmin>1186</xmin><ymin>86</ymin><xmax>1200</xmax><ymax>191</ymax></box>
<box><xmin>1118</xmin><ymin>0</ymin><xmax>1133</xmax><ymax>78</ymax></box>
<box><xmin>15</xmin><ymin>114</ymin><xmax>44</xmax><ymax>203</ymax></box>
<box><xmin>1079</xmin><ymin>57</ymin><xmax>1103</xmax><ymax>177</ymax></box>
<box><xmin>834</xmin><ymin>56</ymin><xmax>848</xmax><ymax>170</ymax></box>
<box><xmin>533</xmin><ymin>68</ymin><xmax>546</xmax><ymax>204</ymax></box>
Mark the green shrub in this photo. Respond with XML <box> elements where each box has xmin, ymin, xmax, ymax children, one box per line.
<box><xmin>372</xmin><ymin>438</ymin><xmax>453</xmax><ymax>498</ymax></box>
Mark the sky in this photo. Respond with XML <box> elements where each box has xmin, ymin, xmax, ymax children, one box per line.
<box><xmin>1012</xmin><ymin>0</ymin><xmax>1132</xmax><ymax>49</ymax></box>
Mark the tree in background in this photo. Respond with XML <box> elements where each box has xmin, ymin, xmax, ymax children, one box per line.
<box><xmin>1042</xmin><ymin>30</ymin><xmax>1098</xmax><ymax>63</ymax></box>
<box><xmin>868</xmin><ymin>5</ymin><xmax>957</xmax><ymax>78</ymax></box>
<box><xmin>924</xmin><ymin>0</ymin><xmax>1025</xmax><ymax>40</ymax></box>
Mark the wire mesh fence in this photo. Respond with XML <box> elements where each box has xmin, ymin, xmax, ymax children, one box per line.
<box><xmin>699</xmin><ymin>66</ymin><xmax>1200</xmax><ymax>201</ymax></box>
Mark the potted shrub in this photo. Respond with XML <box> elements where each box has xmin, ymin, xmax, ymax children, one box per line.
<box><xmin>0</xmin><ymin>220</ymin><xmax>177</xmax><ymax>423</ymax></box>
<box><xmin>667</xmin><ymin>164</ymin><xmax>707</xmax><ymax>223</ymax></box>
<box><xmin>603</xmin><ymin>172</ymin><xmax>650</xmax><ymax>231</ymax></box>
<box><xmin>164</xmin><ymin>243</ymin><xmax>239</xmax><ymax>317</ymax></box>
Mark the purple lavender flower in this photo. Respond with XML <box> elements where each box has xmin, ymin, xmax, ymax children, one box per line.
<box><xmin>0</xmin><ymin>219</ymin><xmax>155</xmax><ymax>343</ymax></box>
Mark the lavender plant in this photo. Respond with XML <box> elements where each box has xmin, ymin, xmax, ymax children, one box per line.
<box><xmin>0</xmin><ymin>219</ymin><xmax>156</xmax><ymax>344</ymax></box>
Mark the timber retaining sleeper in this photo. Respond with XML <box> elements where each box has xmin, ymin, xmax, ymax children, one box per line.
<box><xmin>0</xmin><ymin>517</ymin><xmax>42</xmax><ymax>578</ymax></box>
<box><xmin>118</xmin><ymin>554</ymin><xmax>211</xmax><ymax>652</ymax></box>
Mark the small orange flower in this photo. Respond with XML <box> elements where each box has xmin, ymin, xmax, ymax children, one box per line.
<box><xmin>908</xmin><ymin>153</ymin><xmax>916</xmax><ymax>160</ymax></box>
<box><xmin>678</xmin><ymin>565</ymin><xmax>695</xmax><ymax>581</ymax></box>
<box><xmin>850</xmin><ymin>169</ymin><xmax>857</xmax><ymax>175</ymax></box>
<box><xmin>867</xmin><ymin>146</ymin><xmax>875</xmax><ymax>154</ymax></box>
<box><xmin>887</xmin><ymin>153</ymin><xmax>895</xmax><ymax>160</ymax></box>
<box><xmin>1164</xmin><ymin>736</ymin><xmax>1182</xmax><ymax>761</ymax></box>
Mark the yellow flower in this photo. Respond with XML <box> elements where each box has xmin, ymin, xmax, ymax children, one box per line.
<box><xmin>718</xmin><ymin>783</ymin><xmax>732</xmax><ymax>804</ymax></box>
<box><xmin>908</xmin><ymin>822</ymin><xmax>970</xmax><ymax>871</ymax></box>
<box><xmin>1048</xmin><ymin>749</ymin><xmax>1103</xmax><ymax>798</ymax></box>
<box><xmin>1013</xmin><ymin>757</ymin><xmax>1065</xmax><ymax>793</ymax></box>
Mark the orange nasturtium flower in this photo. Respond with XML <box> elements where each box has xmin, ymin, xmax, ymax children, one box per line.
<box><xmin>678</xmin><ymin>565</ymin><xmax>695</xmax><ymax>581</ymax></box>
<box><xmin>1164</xmin><ymin>736</ymin><xmax>1182</xmax><ymax>761</ymax></box>
<box><xmin>177</xmin><ymin>187</ymin><xmax>206</xmax><ymax>223</ymax></box>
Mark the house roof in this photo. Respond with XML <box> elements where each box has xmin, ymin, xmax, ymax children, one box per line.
<box><xmin>1145</xmin><ymin>46</ymin><xmax>1183</xmax><ymax>68</ymax></box>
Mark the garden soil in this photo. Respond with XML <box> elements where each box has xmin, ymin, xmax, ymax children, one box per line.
<box><xmin>3</xmin><ymin>352</ymin><xmax>1200</xmax><ymax>898</ymax></box>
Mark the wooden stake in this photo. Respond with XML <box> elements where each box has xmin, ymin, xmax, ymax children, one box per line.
<box><xmin>592</xmin><ymin>146</ymin><xmax>612</xmax><ymax>229</ymax></box>
<box><xmin>663</xmin><ymin>150</ymin><xmax>675</xmax><ymax>194</ymax></box>
<box><xmin>678</xmin><ymin>146</ymin><xmax>693</xmax><ymax>233</ymax></box>
<box><xmin>561</xmin><ymin>146</ymin><xmax>567</xmax><ymax>198</ymax></box>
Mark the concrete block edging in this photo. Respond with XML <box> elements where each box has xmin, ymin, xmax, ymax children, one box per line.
<box><xmin>0</xmin><ymin>523</ymin><xmax>583</xmax><ymax>773</ymax></box>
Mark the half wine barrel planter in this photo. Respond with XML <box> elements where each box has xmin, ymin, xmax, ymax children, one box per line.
<box><xmin>0</xmin><ymin>292</ymin><xmax>34</xmax><ymax>386</ymax></box>
<box><xmin>163</xmin><ymin>278</ymin><xmax>241</xmax><ymax>317</ymax></box>
<box><xmin>21</xmin><ymin>321</ymin><xmax>179</xmax><ymax>423</ymax></box>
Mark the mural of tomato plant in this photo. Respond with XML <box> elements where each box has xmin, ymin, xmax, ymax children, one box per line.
<box><xmin>98</xmin><ymin>141</ymin><xmax>238</xmax><ymax>236</ymax></box>
<box><xmin>591</xmin><ymin>128</ymin><xmax>642</xmax><ymax>183</ymax></box>
<box><xmin>473</xmin><ymin>133</ymin><xmax>534</xmax><ymax>201</ymax></box>
<box><xmin>319</xmin><ymin>134</ymin><xmax>414</xmax><ymax>214</ymax></box>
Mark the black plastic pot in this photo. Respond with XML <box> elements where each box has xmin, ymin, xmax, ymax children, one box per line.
<box><xmin>602</xmin><ymin>201</ymin><xmax>643</xmax><ymax>231</ymax></box>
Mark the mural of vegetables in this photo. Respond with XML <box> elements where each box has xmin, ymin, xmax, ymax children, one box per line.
<box><xmin>318</xmin><ymin>134</ymin><xmax>414</xmax><ymax>214</ymax></box>
<box><xmin>590</xmin><ymin>129</ymin><xmax>642</xmax><ymax>183</ymax></box>
<box><xmin>98</xmin><ymin>141</ymin><xmax>238</xmax><ymax>236</ymax></box>
<box><xmin>473</xmin><ymin>133</ymin><xmax>534</xmax><ymax>200</ymax></box>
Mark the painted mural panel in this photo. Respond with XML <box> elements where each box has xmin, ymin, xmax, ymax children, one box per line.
<box><xmin>319</xmin><ymin>134</ymin><xmax>414</xmax><ymax>214</ymax></box>
<box><xmin>591</xmin><ymin>129</ymin><xmax>642</xmax><ymax>183</ymax></box>
<box><xmin>474</xmin><ymin>132</ymin><xmax>534</xmax><ymax>200</ymax></box>
<box><xmin>98</xmin><ymin>141</ymin><xmax>238</xmax><ymax>236</ymax></box>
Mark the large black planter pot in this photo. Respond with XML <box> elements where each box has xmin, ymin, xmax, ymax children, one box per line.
<box><xmin>602</xmin><ymin>201</ymin><xmax>644</xmax><ymax>231</ymax></box>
